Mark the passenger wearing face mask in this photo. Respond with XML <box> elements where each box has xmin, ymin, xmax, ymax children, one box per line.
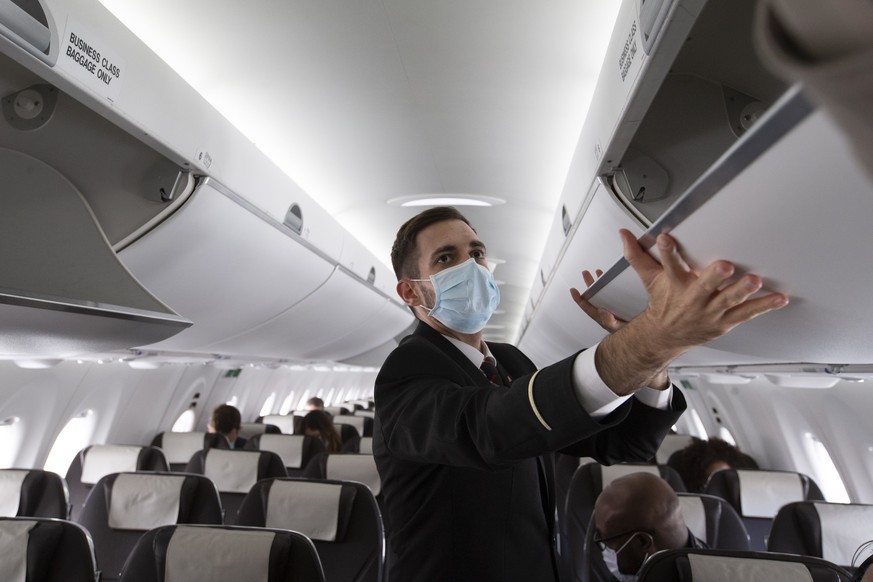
<box><xmin>592</xmin><ymin>472</ymin><xmax>707</xmax><ymax>582</ymax></box>
<box><xmin>374</xmin><ymin>206</ymin><xmax>786</xmax><ymax>582</ymax></box>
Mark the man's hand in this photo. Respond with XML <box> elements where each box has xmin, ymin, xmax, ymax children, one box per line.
<box><xmin>570</xmin><ymin>269</ymin><xmax>628</xmax><ymax>333</ymax></box>
<box><xmin>595</xmin><ymin>229</ymin><xmax>789</xmax><ymax>396</ymax></box>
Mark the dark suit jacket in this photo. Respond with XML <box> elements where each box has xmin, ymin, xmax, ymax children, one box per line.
<box><xmin>374</xmin><ymin>322</ymin><xmax>685</xmax><ymax>582</ymax></box>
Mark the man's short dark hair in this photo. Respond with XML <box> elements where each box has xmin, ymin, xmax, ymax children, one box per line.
<box><xmin>390</xmin><ymin>206</ymin><xmax>473</xmax><ymax>280</ymax></box>
<box><xmin>211</xmin><ymin>404</ymin><xmax>241</xmax><ymax>435</ymax></box>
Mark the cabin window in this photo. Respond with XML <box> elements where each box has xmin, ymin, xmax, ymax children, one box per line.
<box><xmin>259</xmin><ymin>393</ymin><xmax>277</xmax><ymax>417</ymax></box>
<box><xmin>325</xmin><ymin>388</ymin><xmax>336</xmax><ymax>405</ymax></box>
<box><xmin>226</xmin><ymin>396</ymin><xmax>239</xmax><ymax>407</ymax></box>
<box><xmin>171</xmin><ymin>409</ymin><xmax>196</xmax><ymax>432</ymax></box>
<box><xmin>802</xmin><ymin>432</ymin><xmax>850</xmax><ymax>503</ymax></box>
<box><xmin>297</xmin><ymin>390</ymin><xmax>311</xmax><ymax>411</ymax></box>
<box><xmin>718</xmin><ymin>427</ymin><xmax>737</xmax><ymax>446</ymax></box>
<box><xmin>0</xmin><ymin>417</ymin><xmax>23</xmax><ymax>468</ymax></box>
<box><xmin>279</xmin><ymin>392</ymin><xmax>296</xmax><ymax>415</ymax></box>
<box><xmin>675</xmin><ymin>408</ymin><xmax>708</xmax><ymax>439</ymax></box>
<box><xmin>44</xmin><ymin>410</ymin><xmax>96</xmax><ymax>475</ymax></box>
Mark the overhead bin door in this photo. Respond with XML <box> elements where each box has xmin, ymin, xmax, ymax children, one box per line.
<box><xmin>118</xmin><ymin>181</ymin><xmax>337</xmax><ymax>355</ymax></box>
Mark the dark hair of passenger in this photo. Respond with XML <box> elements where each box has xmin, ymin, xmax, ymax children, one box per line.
<box><xmin>390</xmin><ymin>206</ymin><xmax>473</xmax><ymax>280</ymax></box>
<box><xmin>210</xmin><ymin>404</ymin><xmax>241</xmax><ymax>435</ymax></box>
<box><xmin>306</xmin><ymin>396</ymin><xmax>325</xmax><ymax>410</ymax></box>
<box><xmin>669</xmin><ymin>437</ymin><xmax>759</xmax><ymax>493</ymax></box>
<box><xmin>300</xmin><ymin>410</ymin><xmax>342</xmax><ymax>452</ymax></box>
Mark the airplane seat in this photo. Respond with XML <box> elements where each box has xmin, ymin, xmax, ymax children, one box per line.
<box><xmin>244</xmin><ymin>433</ymin><xmax>326</xmax><ymax>477</ymax></box>
<box><xmin>334</xmin><ymin>424</ymin><xmax>362</xmax><ymax>447</ymax></box>
<box><xmin>76</xmin><ymin>472</ymin><xmax>222</xmax><ymax>581</ymax></box>
<box><xmin>354</xmin><ymin>410</ymin><xmax>376</xmax><ymax>419</ymax></box>
<box><xmin>655</xmin><ymin>433</ymin><xmax>697</xmax><ymax>465</ymax></box>
<box><xmin>184</xmin><ymin>448</ymin><xmax>286</xmax><ymax>524</ymax></box>
<box><xmin>637</xmin><ymin>548</ymin><xmax>853</xmax><ymax>582</ymax></box>
<box><xmin>563</xmin><ymin>462</ymin><xmax>686</xmax><ymax>582</ymax></box>
<box><xmin>303</xmin><ymin>453</ymin><xmax>382</xmax><ymax>503</ymax></box>
<box><xmin>150</xmin><ymin>431</ymin><xmax>220</xmax><ymax>471</ymax></box>
<box><xmin>236</xmin><ymin>478</ymin><xmax>385</xmax><ymax>582</ymax></box>
<box><xmin>579</xmin><ymin>492</ymin><xmax>751</xmax><ymax>582</ymax></box>
<box><xmin>0</xmin><ymin>517</ymin><xmax>98</xmax><ymax>582</ymax></box>
<box><xmin>767</xmin><ymin>501</ymin><xmax>873</xmax><ymax>570</ymax></box>
<box><xmin>239</xmin><ymin>422</ymin><xmax>282</xmax><ymax>441</ymax></box>
<box><xmin>324</xmin><ymin>406</ymin><xmax>352</xmax><ymax>417</ymax></box>
<box><xmin>334</xmin><ymin>415</ymin><xmax>373</xmax><ymax>438</ymax></box>
<box><xmin>342</xmin><ymin>436</ymin><xmax>374</xmax><ymax>454</ymax></box>
<box><xmin>66</xmin><ymin>444</ymin><xmax>169</xmax><ymax>521</ymax></box>
<box><xmin>118</xmin><ymin>524</ymin><xmax>325</xmax><ymax>582</ymax></box>
<box><xmin>0</xmin><ymin>469</ymin><xmax>69</xmax><ymax>519</ymax></box>
<box><xmin>260</xmin><ymin>414</ymin><xmax>299</xmax><ymax>435</ymax></box>
<box><xmin>703</xmin><ymin>468</ymin><xmax>825</xmax><ymax>551</ymax></box>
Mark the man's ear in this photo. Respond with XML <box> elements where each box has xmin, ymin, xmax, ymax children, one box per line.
<box><xmin>396</xmin><ymin>279</ymin><xmax>419</xmax><ymax>307</ymax></box>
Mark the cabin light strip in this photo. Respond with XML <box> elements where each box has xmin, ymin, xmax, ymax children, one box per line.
<box><xmin>582</xmin><ymin>86</ymin><xmax>815</xmax><ymax>301</ymax></box>
<box><xmin>202</xmin><ymin>177</ymin><xmax>403</xmax><ymax>307</ymax></box>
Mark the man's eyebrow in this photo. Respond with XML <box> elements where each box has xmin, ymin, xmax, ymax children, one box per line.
<box><xmin>430</xmin><ymin>244</ymin><xmax>458</xmax><ymax>261</ymax></box>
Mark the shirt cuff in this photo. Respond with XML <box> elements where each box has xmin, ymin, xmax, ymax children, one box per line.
<box><xmin>572</xmin><ymin>343</ymin><xmax>674</xmax><ymax>417</ymax></box>
<box><xmin>633</xmin><ymin>385</ymin><xmax>673</xmax><ymax>410</ymax></box>
<box><xmin>572</xmin><ymin>343</ymin><xmax>630</xmax><ymax>418</ymax></box>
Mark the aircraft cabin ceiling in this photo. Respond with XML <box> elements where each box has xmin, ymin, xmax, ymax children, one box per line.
<box><xmin>96</xmin><ymin>0</ymin><xmax>623</xmax><ymax>345</ymax></box>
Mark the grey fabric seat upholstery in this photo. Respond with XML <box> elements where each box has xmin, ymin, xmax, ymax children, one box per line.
<box><xmin>184</xmin><ymin>448</ymin><xmax>286</xmax><ymax>523</ymax></box>
<box><xmin>0</xmin><ymin>469</ymin><xmax>69</xmax><ymax>519</ymax></box>
<box><xmin>638</xmin><ymin>548</ymin><xmax>853</xmax><ymax>581</ymax></box>
<box><xmin>0</xmin><ymin>517</ymin><xmax>97</xmax><ymax>582</ymax></box>
<box><xmin>238</xmin><ymin>423</ymin><xmax>282</xmax><ymax>441</ymax></box>
<box><xmin>563</xmin><ymin>462</ymin><xmax>686</xmax><ymax>582</ymax></box>
<box><xmin>703</xmin><ymin>469</ymin><xmax>824</xmax><ymax>550</ymax></box>
<box><xmin>65</xmin><ymin>444</ymin><xmax>169</xmax><ymax>521</ymax></box>
<box><xmin>76</xmin><ymin>471</ymin><xmax>222</xmax><ymax>580</ymax></box>
<box><xmin>150</xmin><ymin>431</ymin><xmax>228</xmax><ymax>472</ymax></box>
<box><xmin>244</xmin><ymin>433</ymin><xmax>326</xmax><ymax>477</ymax></box>
<box><xmin>119</xmin><ymin>524</ymin><xmax>325</xmax><ymax>582</ymax></box>
<box><xmin>334</xmin><ymin>415</ymin><xmax>373</xmax><ymax>438</ymax></box>
<box><xmin>768</xmin><ymin>501</ymin><xmax>873</xmax><ymax>569</ymax></box>
<box><xmin>302</xmin><ymin>453</ymin><xmax>382</xmax><ymax>500</ymax></box>
<box><xmin>237</xmin><ymin>478</ymin><xmax>385</xmax><ymax>582</ymax></box>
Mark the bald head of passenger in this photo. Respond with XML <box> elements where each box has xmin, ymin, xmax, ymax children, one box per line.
<box><xmin>593</xmin><ymin>472</ymin><xmax>690</xmax><ymax>577</ymax></box>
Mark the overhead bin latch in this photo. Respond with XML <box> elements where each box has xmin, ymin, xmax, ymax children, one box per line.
<box><xmin>284</xmin><ymin>203</ymin><xmax>303</xmax><ymax>235</ymax></box>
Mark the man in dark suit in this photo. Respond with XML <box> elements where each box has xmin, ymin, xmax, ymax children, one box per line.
<box><xmin>207</xmin><ymin>404</ymin><xmax>247</xmax><ymax>449</ymax></box>
<box><xmin>374</xmin><ymin>207</ymin><xmax>787</xmax><ymax>581</ymax></box>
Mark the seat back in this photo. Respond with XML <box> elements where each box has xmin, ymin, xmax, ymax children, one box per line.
<box><xmin>334</xmin><ymin>415</ymin><xmax>373</xmax><ymax>438</ymax></box>
<box><xmin>260</xmin><ymin>414</ymin><xmax>298</xmax><ymax>435</ymax></box>
<box><xmin>324</xmin><ymin>406</ymin><xmax>351</xmax><ymax>417</ymax></box>
<box><xmin>656</xmin><ymin>433</ymin><xmax>697</xmax><ymax>464</ymax></box>
<box><xmin>704</xmin><ymin>469</ymin><xmax>824</xmax><ymax>550</ymax></box>
<box><xmin>564</xmin><ymin>462</ymin><xmax>685</xmax><ymax>582</ymax></box>
<box><xmin>342</xmin><ymin>436</ymin><xmax>373</xmax><ymax>455</ymax></box>
<box><xmin>237</xmin><ymin>478</ymin><xmax>384</xmax><ymax>582</ymax></box>
<box><xmin>245</xmin><ymin>434</ymin><xmax>326</xmax><ymax>476</ymax></box>
<box><xmin>76</xmin><ymin>472</ymin><xmax>222</xmax><ymax>580</ymax></box>
<box><xmin>303</xmin><ymin>453</ymin><xmax>382</xmax><ymax>498</ymax></box>
<box><xmin>0</xmin><ymin>469</ymin><xmax>69</xmax><ymax>519</ymax></box>
<box><xmin>151</xmin><ymin>432</ymin><xmax>216</xmax><ymax>472</ymax></box>
<box><xmin>185</xmin><ymin>448</ymin><xmax>286</xmax><ymax>523</ymax></box>
<box><xmin>66</xmin><ymin>444</ymin><xmax>169</xmax><ymax>520</ymax></box>
<box><xmin>238</xmin><ymin>423</ymin><xmax>281</xmax><ymax>441</ymax></box>
<box><xmin>0</xmin><ymin>517</ymin><xmax>97</xmax><ymax>582</ymax></box>
<box><xmin>768</xmin><ymin>501</ymin><xmax>873</xmax><ymax>568</ymax></box>
<box><xmin>676</xmin><ymin>493</ymin><xmax>751</xmax><ymax>550</ymax></box>
<box><xmin>638</xmin><ymin>548</ymin><xmax>853</xmax><ymax>582</ymax></box>
<box><xmin>119</xmin><ymin>524</ymin><xmax>325</xmax><ymax>582</ymax></box>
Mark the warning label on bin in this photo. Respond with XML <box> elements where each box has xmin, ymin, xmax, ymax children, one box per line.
<box><xmin>57</xmin><ymin>17</ymin><xmax>126</xmax><ymax>102</ymax></box>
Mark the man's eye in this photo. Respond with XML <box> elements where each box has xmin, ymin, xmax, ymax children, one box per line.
<box><xmin>471</xmin><ymin>250</ymin><xmax>486</xmax><ymax>259</ymax></box>
<box><xmin>436</xmin><ymin>255</ymin><xmax>451</xmax><ymax>264</ymax></box>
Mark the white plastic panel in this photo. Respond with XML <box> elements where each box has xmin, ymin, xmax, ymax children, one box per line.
<box><xmin>518</xmin><ymin>182</ymin><xmax>643</xmax><ymax>365</ymax></box>
<box><xmin>119</xmin><ymin>182</ymin><xmax>335</xmax><ymax>353</ymax></box>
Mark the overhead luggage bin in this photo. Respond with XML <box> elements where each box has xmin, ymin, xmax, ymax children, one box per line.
<box><xmin>0</xmin><ymin>0</ymin><xmax>413</xmax><ymax>362</ymax></box>
<box><xmin>522</xmin><ymin>0</ymin><xmax>873</xmax><ymax>366</ymax></box>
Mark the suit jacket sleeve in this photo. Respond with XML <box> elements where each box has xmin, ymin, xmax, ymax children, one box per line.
<box><xmin>375</xmin><ymin>324</ymin><xmax>685</xmax><ymax>470</ymax></box>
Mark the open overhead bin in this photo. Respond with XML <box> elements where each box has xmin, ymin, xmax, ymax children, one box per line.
<box><xmin>0</xmin><ymin>0</ymin><xmax>413</xmax><ymax>361</ymax></box>
<box><xmin>522</xmin><ymin>0</ymin><xmax>873</xmax><ymax>366</ymax></box>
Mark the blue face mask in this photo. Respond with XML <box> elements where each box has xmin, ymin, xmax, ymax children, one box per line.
<box><xmin>413</xmin><ymin>258</ymin><xmax>500</xmax><ymax>334</ymax></box>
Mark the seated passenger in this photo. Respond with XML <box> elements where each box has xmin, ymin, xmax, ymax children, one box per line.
<box><xmin>593</xmin><ymin>472</ymin><xmax>707</xmax><ymax>582</ymax></box>
<box><xmin>669</xmin><ymin>437</ymin><xmax>758</xmax><ymax>493</ymax></box>
<box><xmin>207</xmin><ymin>404</ymin><xmax>247</xmax><ymax>449</ymax></box>
<box><xmin>305</xmin><ymin>396</ymin><xmax>325</xmax><ymax>411</ymax></box>
<box><xmin>300</xmin><ymin>410</ymin><xmax>342</xmax><ymax>452</ymax></box>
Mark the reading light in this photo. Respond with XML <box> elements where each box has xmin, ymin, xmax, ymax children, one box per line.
<box><xmin>388</xmin><ymin>194</ymin><xmax>505</xmax><ymax>207</ymax></box>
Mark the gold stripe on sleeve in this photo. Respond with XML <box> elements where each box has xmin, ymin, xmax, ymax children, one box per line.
<box><xmin>527</xmin><ymin>370</ymin><xmax>552</xmax><ymax>431</ymax></box>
